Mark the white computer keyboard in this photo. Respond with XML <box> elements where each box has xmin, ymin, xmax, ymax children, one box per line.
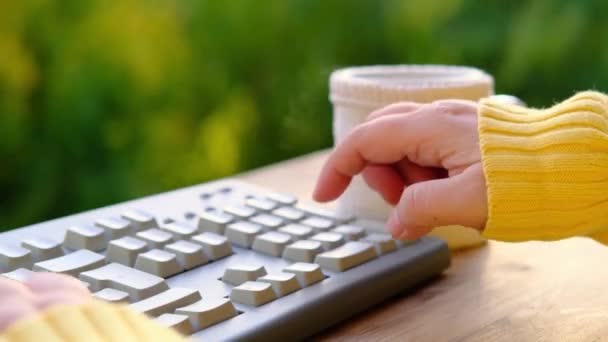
<box><xmin>0</xmin><ymin>179</ymin><xmax>450</xmax><ymax>341</ymax></box>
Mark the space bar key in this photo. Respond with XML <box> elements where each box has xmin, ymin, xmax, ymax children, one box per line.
<box><xmin>80</xmin><ymin>263</ymin><xmax>169</xmax><ymax>302</ymax></box>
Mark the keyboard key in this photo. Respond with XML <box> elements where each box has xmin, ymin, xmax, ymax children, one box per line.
<box><xmin>283</xmin><ymin>263</ymin><xmax>325</xmax><ymax>287</ymax></box>
<box><xmin>266</xmin><ymin>192</ymin><xmax>297</xmax><ymax>205</ymax></box>
<box><xmin>362</xmin><ymin>233</ymin><xmax>398</xmax><ymax>255</ymax></box>
<box><xmin>63</xmin><ymin>225</ymin><xmax>105</xmax><ymax>251</ymax></box>
<box><xmin>176</xmin><ymin>298</ymin><xmax>238</xmax><ymax>330</ymax></box>
<box><xmin>230</xmin><ymin>281</ymin><xmax>276</xmax><ymax>307</ymax></box>
<box><xmin>93</xmin><ymin>288</ymin><xmax>130</xmax><ymax>303</ymax></box>
<box><xmin>315</xmin><ymin>241</ymin><xmax>377</xmax><ymax>272</ymax></box>
<box><xmin>95</xmin><ymin>217</ymin><xmax>132</xmax><ymax>239</ymax></box>
<box><xmin>331</xmin><ymin>225</ymin><xmax>365</xmax><ymax>241</ymax></box>
<box><xmin>252</xmin><ymin>232</ymin><xmax>292</xmax><ymax>257</ymax></box>
<box><xmin>258</xmin><ymin>272</ymin><xmax>300</xmax><ymax>297</ymax></box>
<box><xmin>197</xmin><ymin>211</ymin><xmax>233</xmax><ymax>234</ymax></box>
<box><xmin>134</xmin><ymin>249</ymin><xmax>182</xmax><ymax>278</ymax></box>
<box><xmin>191</xmin><ymin>233</ymin><xmax>233</xmax><ymax>260</ymax></box>
<box><xmin>245</xmin><ymin>198</ymin><xmax>278</xmax><ymax>211</ymax></box>
<box><xmin>282</xmin><ymin>240</ymin><xmax>323</xmax><ymax>263</ymax></box>
<box><xmin>21</xmin><ymin>238</ymin><xmax>63</xmax><ymax>261</ymax></box>
<box><xmin>136</xmin><ymin>228</ymin><xmax>174</xmax><ymax>249</ymax></box>
<box><xmin>310</xmin><ymin>232</ymin><xmax>345</xmax><ymax>251</ymax></box>
<box><xmin>225</xmin><ymin>221</ymin><xmax>263</xmax><ymax>248</ymax></box>
<box><xmin>156</xmin><ymin>313</ymin><xmax>193</xmax><ymax>335</ymax></box>
<box><xmin>272</xmin><ymin>207</ymin><xmax>305</xmax><ymax>221</ymax></box>
<box><xmin>396</xmin><ymin>239</ymin><xmax>418</xmax><ymax>247</ymax></box>
<box><xmin>130</xmin><ymin>288</ymin><xmax>201</xmax><ymax>317</ymax></box>
<box><xmin>218</xmin><ymin>186</ymin><xmax>233</xmax><ymax>194</ymax></box>
<box><xmin>107</xmin><ymin>236</ymin><xmax>147</xmax><ymax>267</ymax></box>
<box><xmin>249</xmin><ymin>214</ymin><xmax>284</xmax><ymax>230</ymax></box>
<box><xmin>223</xmin><ymin>204</ymin><xmax>256</xmax><ymax>218</ymax></box>
<box><xmin>2</xmin><ymin>268</ymin><xmax>35</xmax><ymax>282</ymax></box>
<box><xmin>278</xmin><ymin>224</ymin><xmax>313</xmax><ymax>240</ymax></box>
<box><xmin>0</xmin><ymin>245</ymin><xmax>32</xmax><ymax>272</ymax></box>
<box><xmin>121</xmin><ymin>209</ymin><xmax>157</xmax><ymax>231</ymax></box>
<box><xmin>160</xmin><ymin>222</ymin><xmax>198</xmax><ymax>240</ymax></box>
<box><xmin>34</xmin><ymin>250</ymin><xmax>105</xmax><ymax>276</ymax></box>
<box><xmin>297</xmin><ymin>205</ymin><xmax>354</xmax><ymax>224</ymax></box>
<box><xmin>301</xmin><ymin>216</ymin><xmax>334</xmax><ymax>232</ymax></box>
<box><xmin>222</xmin><ymin>264</ymin><xmax>267</xmax><ymax>286</ymax></box>
<box><xmin>80</xmin><ymin>263</ymin><xmax>169</xmax><ymax>301</ymax></box>
<box><xmin>164</xmin><ymin>240</ymin><xmax>208</xmax><ymax>269</ymax></box>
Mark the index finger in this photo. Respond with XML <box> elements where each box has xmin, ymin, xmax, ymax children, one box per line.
<box><xmin>313</xmin><ymin>110</ymin><xmax>435</xmax><ymax>202</ymax></box>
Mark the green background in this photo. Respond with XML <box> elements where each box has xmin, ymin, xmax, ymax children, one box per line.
<box><xmin>2</xmin><ymin>0</ymin><xmax>607</xmax><ymax>230</ymax></box>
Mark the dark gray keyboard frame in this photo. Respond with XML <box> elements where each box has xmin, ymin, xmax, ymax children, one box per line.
<box><xmin>0</xmin><ymin>179</ymin><xmax>450</xmax><ymax>341</ymax></box>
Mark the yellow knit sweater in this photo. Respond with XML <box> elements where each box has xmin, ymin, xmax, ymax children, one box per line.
<box><xmin>0</xmin><ymin>301</ymin><xmax>186</xmax><ymax>342</ymax></box>
<box><xmin>478</xmin><ymin>91</ymin><xmax>608</xmax><ymax>244</ymax></box>
<box><xmin>3</xmin><ymin>91</ymin><xmax>608</xmax><ymax>341</ymax></box>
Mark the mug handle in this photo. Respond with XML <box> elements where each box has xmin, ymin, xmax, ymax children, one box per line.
<box><xmin>490</xmin><ymin>94</ymin><xmax>526</xmax><ymax>107</ymax></box>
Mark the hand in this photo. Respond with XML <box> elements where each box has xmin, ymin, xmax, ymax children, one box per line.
<box><xmin>313</xmin><ymin>100</ymin><xmax>488</xmax><ymax>240</ymax></box>
<box><xmin>0</xmin><ymin>273</ymin><xmax>90</xmax><ymax>332</ymax></box>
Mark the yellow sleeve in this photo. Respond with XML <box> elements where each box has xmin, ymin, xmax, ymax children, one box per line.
<box><xmin>478</xmin><ymin>91</ymin><xmax>608</xmax><ymax>244</ymax></box>
<box><xmin>0</xmin><ymin>300</ymin><xmax>186</xmax><ymax>342</ymax></box>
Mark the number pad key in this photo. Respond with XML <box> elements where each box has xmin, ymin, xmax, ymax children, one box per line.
<box><xmin>310</xmin><ymin>232</ymin><xmax>345</xmax><ymax>251</ymax></box>
<box><xmin>136</xmin><ymin>228</ymin><xmax>174</xmax><ymax>249</ymax></box>
<box><xmin>272</xmin><ymin>207</ymin><xmax>305</xmax><ymax>221</ymax></box>
<box><xmin>160</xmin><ymin>222</ymin><xmax>198</xmax><ymax>240</ymax></box>
<box><xmin>245</xmin><ymin>198</ymin><xmax>277</xmax><ymax>211</ymax></box>
<box><xmin>230</xmin><ymin>281</ymin><xmax>276</xmax><ymax>306</ymax></box>
<box><xmin>197</xmin><ymin>210</ymin><xmax>233</xmax><ymax>234</ymax></box>
<box><xmin>164</xmin><ymin>240</ymin><xmax>208</xmax><ymax>270</ymax></box>
<box><xmin>0</xmin><ymin>246</ymin><xmax>32</xmax><ymax>272</ymax></box>
<box><xmin>107</xmin><ymin>236</ymin><xmax>148</xmax><ymax>267</ymax></box>
<box><xmin>21</xmin><ymin>238</ymin><xmax>63</xmax><ymax>262</ymax></box>
<box><xmin>176</xmin><ymin>298</ymin><xmax>238</xmax><ymax>330</ymax></box>
<box><xmin>222</xmin><ymin>264</ymin><xmax>267</xmax><ymax>286</ymax></box>
<box><xmin>362</xmin><ymin>233</ymin><xmax>398</xmax><ymax>255</ymax></box>
<box><xmin>223</xmin><ymin>204</ymin><xmax>256</xmax><ymax>219</ymax></box>
<box><xmin>191</xmin><ymin>233</ymin><xmax>233</xmax><ymax>260</ymax></box>
<box><xmin>63</xmin><ymin>225</ymin><xmax>105</xmax><ymax>251</ymax></box>
<box><xmin>282</xmin><ymin>240</ymin><xmax>323</xmax><ymax>263</ymax></box>
<box><xmin>331</xmin><ymin>225</ymin><xmax>365</xmax><ymax>241</ymax></box>
<box><xmin>252</xmin><ymin>232</ymin><xmax>292</xmax><ymax>257</ymax></box>
<box><xmin>301</xmin><ymin>216</ymin><xmax>334</xmax><ymax>232</ymax></box>
<box><xmin>314</xmin><ymin>241</ymin><xmax>377</xmax><ymax>272</ymax></box>
<box><xmin>278</xmin><ymin>224</ymin><xmax>313</xmax><ymax>240</ymax></box>
<box><xmin>249</xmin><ymin>214</ymin><xmax>284</xmax><ymax>230</ymax></box>
<box><xmin>258</xmin><ymin>272</ymin><xmax>300</xmax><ymax>297</ymax></box>
<box><xmin>134</xmin><ymin>249</ymin><xmax>182</xmax><ymax>278</ymax></box>
<box><xmin>225</xmin><ymin>222</ymin><xmax>263</xmax><ymax>248</ymax></box>
<box><xmin>95</xmin><ymin>217</ymin><xmax>132</xmax><ymax>239</ymax></box>
<box><xmin>283</xmin><ymin>263</ymin><xmax>325</xmax><ymax>287</ymax></box>
<box><xmin>121</xmin><ymin>209</ymin><xmax>157</xmax><ymax>231</ymax></box>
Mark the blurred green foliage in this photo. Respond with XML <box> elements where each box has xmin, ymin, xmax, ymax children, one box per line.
<box><xmin>2</xmin><ymin>0</ymin><xmax>608</xmax><ymax>229</ymax></box>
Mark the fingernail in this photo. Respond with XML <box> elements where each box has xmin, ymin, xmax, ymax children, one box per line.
<box><xmin>386</xmin><ymin>210</ymin><xmax>401</xmax><ymax>236</ymax></box>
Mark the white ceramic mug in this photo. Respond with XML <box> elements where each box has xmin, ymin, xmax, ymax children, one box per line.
<box><xmin>329</xmin><ymin>65</ymin><xmax>497</xmax><ymax>250</ymax></box>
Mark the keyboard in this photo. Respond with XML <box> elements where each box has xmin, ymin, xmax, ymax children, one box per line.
<box><xmin>0</xmin><ymin>179</ymin><xmax>450</xmax><ymax>341</ymax></box>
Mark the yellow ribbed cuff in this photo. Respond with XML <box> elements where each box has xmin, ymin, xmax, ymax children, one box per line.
<box><xmin>1</xmin><ymin>301</ymin><xmax>186</xmax><ymax>342</ymax></box>
<box><xmin>478</xmin><ymin>91</ymin><xmax>608</xmax><ymax>242</ymax></box>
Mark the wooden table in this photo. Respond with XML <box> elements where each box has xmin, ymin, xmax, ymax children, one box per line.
<box><xmin>240</xmin><ymin>151</ymin><xmax>608</xmax><ymax>342</ymax></box>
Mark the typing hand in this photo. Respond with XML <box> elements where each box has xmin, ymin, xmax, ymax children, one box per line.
<box><xmin>0</xmin><ymin>273</ymin><xmax>90</xmax><ymax>331</ymax></box>
<box><xmin>313</xmin><ymin>100</ymin><xmax>488</xmax><ymax>240</ymax></box>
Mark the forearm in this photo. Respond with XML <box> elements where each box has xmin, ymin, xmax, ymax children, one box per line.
<box><xmin>478</xmin><ymin>91</ymin><xmax>608</xmax><ymax>243</ymax></box>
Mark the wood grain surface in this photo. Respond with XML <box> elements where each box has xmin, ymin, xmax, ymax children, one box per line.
<box><xmin>240</xmin><ymin>151</ymin><xmax>608</xmax><ymax>342</ymax></box>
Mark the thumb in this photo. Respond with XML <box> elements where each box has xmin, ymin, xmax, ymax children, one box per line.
<box><xmin>386</xmin><ymin>164</ymin><xmax>487</xmax><ymax>240</ymax></box>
